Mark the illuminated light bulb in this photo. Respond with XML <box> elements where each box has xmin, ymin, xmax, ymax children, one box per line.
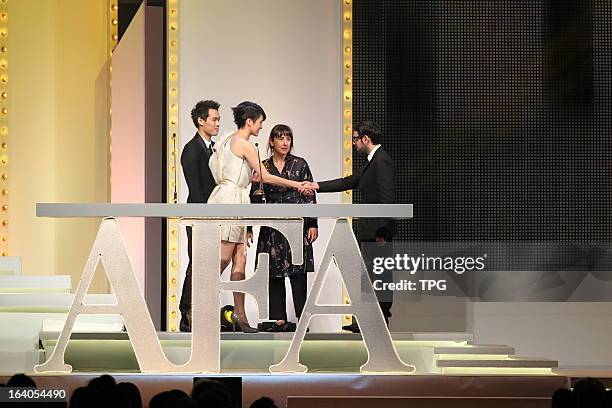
<box><xmin>0</xmin><ymin>157</ymin><xmax>7</xmax><ymax>164</ymax></box>
<box><xmin>2</xmin><ymin>174</ymin><xmax>7</xmax><ymax>180</ymax></box>
<box><xmin>344</xmin><ymin>157</ymin><xmax>351</xmax><ymax>163</ymax></box>
<box><xmin>171</xmin><ymin>261</ymin><xmax>177</xmax><ymax>267</ymax></box>
<box><xmin>2</xmin><ymin>220</ymin><xmax>7</xmax><ymax>226</ymax></box>
<box><xmin>1</xmin><ymin>205</ymin><xmax>7</xmax><ymax>210</ymax></box>
<box><xmin>171</xmin><ymin>229</ymin><xmax>177</xmax><ymax>235</ymax></box>
<box><xmin>1</xmin><ymin>251</ymin><xmax>7</xmax><ymax>257</ymax></box>
<box><xmin>1</xmin><ymin>108</ymin><xmax>7</xmax><ymax>114</ymax></box>
<box><xmin>344</xmin><ymin>46</ymin><xmax>351</xmax><ymax>54</ymax></box>
<box><xmin>345</xmin><ymin>61</ymin><xmax>351</xmax><ymax>69</ymax></box>
<box><xmin>112</xmin><ymin>19</ymin><xmax>118</xmax><ymax>25</ymax></box>
<box><xmin>1</xmin><ymin>236</ymin><xmax>6</xmax><ymax>241</ymax></box>
<box><xmin>170</xmin><ymin>24</ymin><xmax>177</xmax><ymax>31</ymax></box>
<box><xmin>1</xmin><ymin>47</ymin><xmax>6</xmax><ymax>52</ymax></box>
<box><xmin>171</xmin><ymin>278</ymin><xmax>177</xmax><ymax>284</ymax></box>
<box><xmin>344</xmin><ymin>12</ymin><xmax>351</xmax><ymax>21</ymax></box>
<box><xmin>170</xmin><ymin>326</ymin><xmax>176</xmax><ymax>331</ymax></box>
<box><xmin>0</xmin><ymin>60</ymin><xmax>6</xmax><ymax>68</ymax></box>
<box><xmin>1</xmin><ymin>92</ymin><xmax>6</xmax><ymax>99</ymax></box>
<box><xmin>1</xmin><ymin>143</ymin><xmax>6</xmax><ymax>149</ymax></box>
<box><xmin>170</xmin><ymin>40</ymin><xmax>177</xmax><ymax>46</ymax></box>
<box><xmin>112</xmin><ymin>34</ymin><xmax>118</xmax><ymax>41</ymax></box>
<box><xmin>346</xmin><ymin>77</ymin><xmax>352</xmax><ymax>85</ymax></box>
<box><xmin>112</xmin><ymin>4</ymin><xmax>118</xmax><ymax>11</ymax></box>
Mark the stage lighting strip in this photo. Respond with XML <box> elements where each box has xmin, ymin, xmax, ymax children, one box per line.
<box><xmin>109</xmin><ymin>2</ymin><xmax>118</xmax><ymax>196</ymax></box>
<box><xmin>167</xmin><ymin>0</ymin><xmax>180</xmax><ymax>332</ymax></box>
<box><xmin>342</xmin><ymin>0</ymin><xmax>353</xmax><ymax>322</ymax></box>
<box><xmin>0</xmin><ymin>0</ymin><xmax>8</xmax><ymax>257</ymax></box>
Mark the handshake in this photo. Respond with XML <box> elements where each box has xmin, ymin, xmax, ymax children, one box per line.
<box><xmin>297</xmin><ymin>181</ymin><xmax>319</xmax><ymax>196</ymax></box>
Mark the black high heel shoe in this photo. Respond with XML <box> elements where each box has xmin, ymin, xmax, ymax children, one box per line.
<box><xmin>231</xmin><ymin>313</ymin><xmax>258</xmax><ymax>333</ymax></box>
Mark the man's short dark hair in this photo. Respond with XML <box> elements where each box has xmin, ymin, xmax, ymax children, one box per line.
<box><xmin>232</xmin><ymin>101</ymin><xmax>266</xmax><ymax>129</ymax></box>
<box><xmin>191</xmin><ymin>100</ymin><xmax>220</xmax><ymax>128</ymax></box>
<box><xmin>355</xmin><ymin>121</ymin><xmax>382</xmax><ymax>144</ymax></box>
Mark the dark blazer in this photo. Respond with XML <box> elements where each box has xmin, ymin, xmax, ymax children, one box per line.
<box><xmin>318</xmin><ymin>146</ymin><xmax>395</xmax><ymax>240</ymax></box>
<box><xmin>181</xmin><ymin>133</ymin><xmax>216</xmax><ymax>203</ymax></box>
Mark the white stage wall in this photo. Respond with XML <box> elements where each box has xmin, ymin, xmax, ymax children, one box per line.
<box><xmin>178</xmin><ymin>0</ymin><xmax>344</xmax><ymax>331</ymax></box>
<box><xmin>111</xmin><ymin>5</ymin><xmax>146</xmax><ymax>289</ymax></box>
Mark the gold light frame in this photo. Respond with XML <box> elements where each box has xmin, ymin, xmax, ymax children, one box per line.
<box><xmin>342</xmin><ymin>0</ymin><xmax>353</xmax><ymax>324</ymax></box>
<box><xmin>166</xmin><ymin>0</ymin><xmax>180</xmax><ymax>332</ymax></box>
<box><xmin>0</xmin><ymin>0</ymin><xmax>8</xmax><ymax>257</ymax></box>
<box><xmin>108</xmin><ymin>1</ymin><xmax>118</xmax><ymax>200</ymax></box>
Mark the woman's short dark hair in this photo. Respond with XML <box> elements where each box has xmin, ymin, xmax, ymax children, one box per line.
<box><xmin>268</xmin><ymin>124</ymin><xmax>294</xmax><ymax>154</ymax></box>
<box><xmin>191</xmin><ymin>100</ymin><xmax>220</xmax><ymax>128</ymax></box>
<box><xmin>355</xmin><ymin>121</ymin><xmax>382</xmax><ymax>144</ymax></box>
<box><xmin>232</xmin><ymin>101</ymin><xmax>266</xmax><ymax>129</ymax></box>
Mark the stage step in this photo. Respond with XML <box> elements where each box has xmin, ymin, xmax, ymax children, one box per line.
<box><xmin>0</xmin><ymin>275</ymin><xmax>71</xmax><ymax>293</ymax></box>
<box><xmin>0</xmin><ymin>256</ymin><xmax>21</xmax><ymax>275</ymax></box>
<box><xmin>437</xmin><ymin>355</ymin><xmax>558</xmax><ymax>375</ymax></box>
<box><xmin>433</xmin><ymin>343</ymin><xmax>558</xmax><ymax>374</ymax></box>
<box><xmin>0</xmin><ymin>293</ymin><xmax>116</xmax><ymax>312</ymax></box>
<box><xmin>434</xmin><ymin>344</ymin><xmax>515</xmax><ymax>355</ymax></box>
<box><xmin>437</xmin><ymin>356</ymin><xmax>558</xmax><ymax>368</ymax></box>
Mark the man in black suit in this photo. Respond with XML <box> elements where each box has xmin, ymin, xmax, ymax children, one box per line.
<box><xmin>306</xmin><ymin>121</ymin><xmax>395</xmax><ymax>333</ymax></box>
<box><xmin>179</xmin><ymin>100</ymin><xmax>221</xmax><ymax>332</ymax></box>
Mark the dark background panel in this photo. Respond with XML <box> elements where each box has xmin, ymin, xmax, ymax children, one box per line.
<box><xmin>353</xmin><ymin>0</ymin><xmax>612</xmax><ymax>247</ymax></box>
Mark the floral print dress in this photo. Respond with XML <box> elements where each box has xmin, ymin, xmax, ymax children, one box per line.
<box><xmin>250</xmin><ymin>154</ymin><xmax>317</xmax><ymax>278</ymax></box>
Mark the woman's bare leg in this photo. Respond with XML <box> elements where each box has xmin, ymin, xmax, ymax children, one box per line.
<box><xmin>219</xmin><ymin>241</ymin><xmax>235</xmax><ymax>275</ymax></box>
<box><xmin>230</xmin><ymin>242</ymin><xmax>248</xmax><ymax>322</ymax></box>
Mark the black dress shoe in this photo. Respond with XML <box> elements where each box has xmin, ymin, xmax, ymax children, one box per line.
<box><xmin>342</xmin><ymin>322</ymin><xmax>360</xmax><ymax>333</ymax></box>
<box><xmin>266</xmin><ymin>321</ymin><xmax>296</xmax><ymax>332</ymax></box>
<box><xmin>179</xmin><ymin>321</ymin><xmax>191</xmax><ymax>332</ymax></box>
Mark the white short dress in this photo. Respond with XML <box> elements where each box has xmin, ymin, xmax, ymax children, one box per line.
<box><xmin>207</xmin><ymin>133</ymin><xmax>252</xmax><ymax>243</ymax></box>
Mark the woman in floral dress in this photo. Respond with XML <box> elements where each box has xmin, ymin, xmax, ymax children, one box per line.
<box><xmin>249</xmin><ymin>124</ymin><xmax>318</xmax><ymax>332</ymax></box>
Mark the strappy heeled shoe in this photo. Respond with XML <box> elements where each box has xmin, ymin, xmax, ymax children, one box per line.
<box><xmin>231</xmin><ymin>313</ymin><xmax>258</xmax><ymax>333</ymax></box>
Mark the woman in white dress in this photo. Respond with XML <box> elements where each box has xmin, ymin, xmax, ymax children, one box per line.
<box><xmin>208</xmin><ymin>101</ymin><xmax>311</xmax><ymax>332</ymax></box>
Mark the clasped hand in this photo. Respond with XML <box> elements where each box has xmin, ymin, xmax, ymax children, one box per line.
<box><xmin>298</xmin><ymin>181</ymin><xmax>319</xmax><ymax>196</ymax></box>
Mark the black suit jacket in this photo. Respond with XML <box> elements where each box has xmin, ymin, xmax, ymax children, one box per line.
<box><xmin>318</xmin><ymin>146</ymin><xmax>395</xmax><ymax>240</ymax></box>
<box><xmin>181</xmin><ymin>133</ymin><xmax>216</xmax><ymax>203</ymax></box>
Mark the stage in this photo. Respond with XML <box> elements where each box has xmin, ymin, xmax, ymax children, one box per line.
<box><xmin>1</xmin><ymin>326</ymin><xmax>574</xmax><ymax>407</ymax></box>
